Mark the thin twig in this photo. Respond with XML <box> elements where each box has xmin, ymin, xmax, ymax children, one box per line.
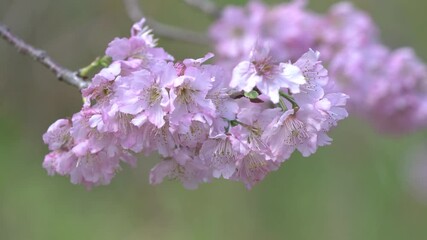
<box><xmin>0</xmin><ymin>23</ymin><xmax>88</xmax><ymax>90</ymax></box>
<box><xmin>183</xmin><ymin>0</ymin><xmax>220</xmax><ymax>17</ymax></box>
<box><xmin>123</xmin><ymin>0</ymin><xmax>210</xmax><ymax>45</ymax></box>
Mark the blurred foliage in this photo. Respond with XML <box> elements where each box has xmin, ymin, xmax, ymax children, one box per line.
<box><xmin>1</xmin><ymin>0</ymin><xmax>427</xmax><ymax>239</ymax></box>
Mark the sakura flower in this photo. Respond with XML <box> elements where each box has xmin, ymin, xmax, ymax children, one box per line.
<box><xmin>146</xmin><ymin>119</ymin><xmax>178</xmax><ymax>158</ymax></box>
<box><xmin>130</xmin><ymin>18</ymin><xmax>157</xmax><ymax>47</ymax></box>
<box><xmin>98</xmin><ymin>109</ymin><xmax>147</xmax><ymax>152</ymax></box>
<box><xmin>206</xmin><ymin>65</ymin><xmax>239</xmax><ymax>136</ymax></box>
<box><xmin>182</xmin><ymin>52</ymin><xmax>215</xmax><ymax>67</ymax></box>
<box><xmin>81</xmin><ymin>61</ymin><xmax>122</xmax><ymax>107</ymax></box>
<box><xmin>115</xmin><ymin>62</ymin><xmax>176</xmax><ymax>128</ymax></box>
<box><xmin>169</xmin><ymin>66</ymin><xmax>216</xmax><ymax>131</ymax></box>
<box><xmin>177</xmin><ymin>118</ymin><xmax>209</xmax><ymax>148</ymax></box>
<box><xmin>294</xmin><ymin>49</ymin><xmax>328</xmax><ymax>88</ymax></box>
<box><xmin>43</xmin><ymin>119</ymin><xmax>73</xmax><ymax>151</ymax></box>
<box><xmin>231</xmin><ymin>151</ymin><xmax>280</xmax><ymax>189</ymax></box>
<box><xmin>317</xmin><ymin>92</ymin><xmax>349</xmax><ymax>132</ymax></box>
<box><xmin>199</xmin><ymin>134</ymin><xmax>237</xmax><ymax>179</ymax></box>
<box><xmin>263</xmin><ymin>106</ymin><xmax>321</xmax><ymax>160</ymax></box>
<box><xmin>149</xmin><ymin>158</ymin><xmax>210</xmax><ymax>190</ymax></box>
<box><xmin>66</xmin><ymin>138</ymin><xmax>136</xmax><ymax>189</ymax></box>
<box><xmin>229</xmin><ymin>98</ymin><xmax>277</xmax><ymax>158</ymax></box>
<box><xmin>106</xmin><ymin>37</ymin><xmax>172</xmax><ymax>63</ymax></box>
<box><xmin>106</xmin><ymin>19</ymin><xmax>172</xmax><ymax>63</ymax></box>
<box><xmin>70</xmin><ymin>148</ymin><xmax>121</xmax><ymax>188</ymax></box>
<box><xmin>70</xmin><ymin>109</ymin><xmax>114</xmax><ymax>154</ymax></box>
<box><xmin>43</xmin><ymin>151</ymin><xmax>75</xmax><ymax>176</ymax></box>
<box><xmin>230</xmin><ymin>45</ymin><xmax>306</xmax><ymax>103</ymax></box>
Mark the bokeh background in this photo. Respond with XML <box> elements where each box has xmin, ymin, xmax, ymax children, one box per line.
<box><xmin>1</xmin><ymin>0</ymin><xmax>427</xmax><ymax>239</ymax></box>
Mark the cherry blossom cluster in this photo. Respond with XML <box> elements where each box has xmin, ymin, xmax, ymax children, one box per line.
<box><xmin>210</xmin><ymin>0</ymin><xmax>427</xmax><ymax>134</ymax></box>
<box><xmin>42</xmin><ymin>19</ymin><xmax>348</xmax><ymax>189</ymax></box>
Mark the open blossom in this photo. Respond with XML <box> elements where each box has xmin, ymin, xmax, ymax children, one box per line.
<box><xmin>43</xmin><ymin>119</ymin><xmax>73</xmax><ymax>151</ymax></box>
<box><xmin>81</xmin><ymin>62</ymin><xmax>122</xmax><ymax>107</ymax></box>
<box><xmin>106</xmin><ymin>37</ymin><xmax>173</xmax><ymax>63</ymax></box>
<box><xmin>149</xmin><ymin>157</ymin><xmax>210</xmax><ymax>190</ymax></box>
<box><xmin>229</xmin><ymin>98</ymin><xmax>276</xmax><ymax>159</ymax></box>
<box><xmin>106</xmin><ymin>19</ymin><xmax>172</xmax><ymax>65</ymax></box>
<box><xmin>232</xmin><ymin>151</ymin><xmax>280</xmax><ymax>189</ymax></box>
<box><xmin>130</xmin><ymin>19</ymin><xmax>157</xmax><ymax>47</ymax></box>
<box><xmin>43</xmin><ymin>18</ymin><xmax>348</xmax><ymax>190</ymax></box>
<box><xmin>206</xmin><ymin>67</ymin><xmax>239</xmax><ymax>136</ymax></box>
<box><xmin>294</xmin><ymin>49</ymin><xmax>328</xmax><ymax>88</ymax></box>
<box><xmin>230</xmin><ymin>44</ymin><xmax>306</xmax><ymax>103</ymax></box>
<box><xmin>199</xmin><ymin>134</ymin><xmax>237</xmax><ymax>179</ymax></box>
<box><xmin>317</xmin><ymin>92</ymin><xmax>349</xmax><ymax>132</ymax></box>
<box><xmin>169</xmin><ymin>63</ymin><xmax>216</xmax><ymax>131</ymax></box>
<box><xmin>263</xmin><ymin>108</ymin><xmax>317</xmax><ymax>160</ymax></box>
<box><xmin>114</xmin><ymin>62</ymin><xmax>175</xmax><ymax>128</ymax></box>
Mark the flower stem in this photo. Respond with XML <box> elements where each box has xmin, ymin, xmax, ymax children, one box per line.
<box><xmin>78</xmin><ymin>56</ymin><xmax>112</xmax><ymax>78</ymax></box>
<box><xmin>278</xmin><ymin>98</ymin><xmax>288</xmax><ymax>111</ymax></box>
<box><xmin>279</xmin><ymin>91</ymin><xmax>299</xmax><ymax>111</ymax></box>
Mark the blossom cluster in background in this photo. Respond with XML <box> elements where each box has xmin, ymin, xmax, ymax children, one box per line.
<box><xmin>42</xmin><ymin>19</ymin><xmax>348</xmax><ymax>189</ymax></box>
<box><xmin>210</xmin><ymin>0</ymin><xmax>427</xmax><ymax>134</ymax></box>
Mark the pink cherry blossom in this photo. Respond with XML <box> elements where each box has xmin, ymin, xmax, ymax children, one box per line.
<box><xmin>43</xmin><ymin>17</ymin><xmax>348</xmax><ymax>189</ymax></box>
<box><xmin>230</xmin><ymin>45</ymin><xmax>306</xmax><ymax>103</ymax></box>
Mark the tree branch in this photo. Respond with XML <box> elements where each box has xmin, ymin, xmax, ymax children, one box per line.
<box><xmin>183</xmin><ymin>0</ymin><xmax>220</xmax><ymax>17</ymax></box>
<box><xmin>123</xmin><ymin>0</ymin><xmax>210</xmax><ymax>45</ymax></box>
<box><xmin>0</xmin><ymin>23</ymin><xmax>88</xmax><ymax>90</ymax></box>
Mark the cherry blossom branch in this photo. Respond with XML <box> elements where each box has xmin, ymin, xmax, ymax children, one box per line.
<box><xmin>0</xmin><ymin>23</ymin><xmax>88</xmax><ymax>90</ymax></box>
<box><xmin>183</xmin><ymin>0</ymin><xmax>220</xmax><ymax>17</ymax></box>
<box><xmin>123</xmin><ymin>0</ymin><xmax>210</xmax><ymax>45</ymax></box>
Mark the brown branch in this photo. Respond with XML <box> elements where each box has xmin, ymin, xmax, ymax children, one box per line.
<box><xmin>123</xmin><ymin>0</ymin><xmax>210</xmax><ymax>45</ymax></box>
<box><xmin>183</xmin><ymin>0</ymin><xmax>220</xmax><ymax>17</ymax></box>
<box><xmin>0</xmin><ymin>23</ymin><xmax>88</xmax><ymax>90</ymax></box>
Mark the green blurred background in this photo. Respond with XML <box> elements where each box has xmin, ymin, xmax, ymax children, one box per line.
<box><xmin>1</xmin><ymin>0</ymin><xmax>427</xmax><ymax>239</ymax></box>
